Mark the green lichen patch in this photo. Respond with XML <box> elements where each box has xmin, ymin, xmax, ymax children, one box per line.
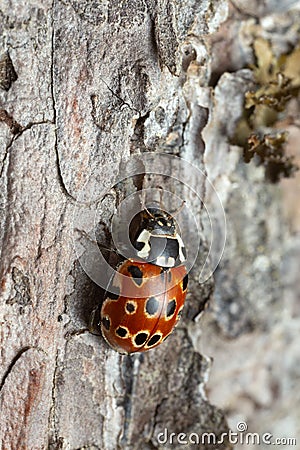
<box><xmin>232</xmin><ymin>38</ymin><xmax>300</xmax><ymax>182</ymax></box>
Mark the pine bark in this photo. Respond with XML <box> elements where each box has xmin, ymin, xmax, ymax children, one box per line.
<box><xmin>1</xmin><ymin>1</ymin><xmax>299</xmax><ymax>450</ymax></box>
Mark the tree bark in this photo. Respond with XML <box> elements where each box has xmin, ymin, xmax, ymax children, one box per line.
<box><xmin>1</xmin><ymin>1</ymin><xmax>299</xmax><ymax>450</ymax></box>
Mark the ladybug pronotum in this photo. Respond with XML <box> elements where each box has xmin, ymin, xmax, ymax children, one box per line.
<box><xmin>100</xmin><ymin>207</ymin><xmax>188</xmax><ymax>354</ymax></box>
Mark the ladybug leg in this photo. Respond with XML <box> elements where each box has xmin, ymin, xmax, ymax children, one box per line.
<box><xmin>74</xmin><ymin>227</ymin><xmax>121</xmax><ymax>256</ymax></box>
<box><xmin>89</xmin><ymin>305</ymin><xmax>102</xmax><ymax>335</ymax></box>
<box><xmin>74</xmin><ymin>227</ymin><xmax>98</xmax><ymax>246</ymax></box>
<box><xmin>139</xmin><ymin>182</ymin><xmax>146</xmax><ymax>209</ymax></box>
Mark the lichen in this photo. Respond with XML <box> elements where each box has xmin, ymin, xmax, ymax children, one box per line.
<box><xmin>232</xmin><ymin>38</ymin><xmax>300</xmax><ymax>182</ymax></box>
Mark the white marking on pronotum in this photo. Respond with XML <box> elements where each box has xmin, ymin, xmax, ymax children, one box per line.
<box><xmin>156</xmin><ymin>255</ymin><xmax>175</xmax><ymax>267</ymax></box>
<box><xmin>136</xmin><ymin>229</ymin><xmax>151</xmax><ymax>258</ymax></box>
<box><xmin>176</xmin><ymin>234</ymin><xmax>186</xmax><ymax>263</ymax></box>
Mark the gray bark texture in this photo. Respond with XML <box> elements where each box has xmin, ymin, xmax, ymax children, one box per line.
<box><xmin>1</xmin><ymin>1</ymin><xmax>300</xmax><ymax>450</ymax></box>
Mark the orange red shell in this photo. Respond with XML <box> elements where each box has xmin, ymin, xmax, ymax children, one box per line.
<box><xmin>100</xmin><ymin>260</ymin><xmax>188</xmax><ymax>354</ymax></box>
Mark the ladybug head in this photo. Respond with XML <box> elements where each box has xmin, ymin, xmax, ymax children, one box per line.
<box><xmin>129</xmin><ymin>207</ymin><xmax>186</xmax><ymax>268</ymax></box>
<box><xmin>143</xmin><ymin>207</ymin><xmax>177</xmax><ymax>236</ymax></box>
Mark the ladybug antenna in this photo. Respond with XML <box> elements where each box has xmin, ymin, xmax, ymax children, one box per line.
<box><xmin>171</xmin><ymin>200</ymin><xmax>186</xmax><ymax>217</ymax></box>
<box><xmin>157</xmin><ymin>185</ymin><xmax>164</xmax><ymax>209</ymax></box>
<box><xmin>144</xmin><ymin>205</ymin><xmax>155</xmax><ymax>218</ymax></box>
<box><xmin>75</xmin><ymin>228</ymin><xmax>121</xmax><ymax>256</ymax></box>
<box><xmin>139</xmin><ymin>187</ymin><xmax>156</xmax><ymax>218</ymax></box>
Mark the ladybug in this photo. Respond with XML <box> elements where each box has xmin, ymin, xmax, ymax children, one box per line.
<box><xmin>99</xmin><ymin>206</ymin><xmax>188</xmax><ymax>354</ymax></box>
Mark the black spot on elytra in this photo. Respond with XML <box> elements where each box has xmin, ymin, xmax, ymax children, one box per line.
<box><xmin>128</xmin><ymin>265</ymin><xmax>143</xmax><ymax>286</ymax></box>
<box><xmin>116</xmin><ymin>326</ymin><xmax>128</xmax><ymax>338</ymax></box>
<box><xmin>134</xmin><ymin>332</ymin><xmax>148</xmax><ymax>346</ymax></box>
<box><xmin>146</xmin><ymin>297</ymin><xmax>159</xmax><ymax>316</ymax></box>
<box><xmin>182</xmin><ymin>274</ymin><xmax>188</xmax><ymax>291</ymax></box>
<box><xmin>107</xmin><ymin>286</ymin><xmax>120</xmax><ymax>300</ymax></box>
<box><xmin>125</xmin><ymin>302</ymin><xmax>136</xmax><ymax>313</ymax></box>
<box><xmin>166</xmin><ymin>299</ymin><xmax>176</xmax><ymax>317</ymax></box>
<box><xmin>147</xmin><ymin>334</ymin><xmax>161</xmax><ymax>347</ymax></box>
<box><xmin>168</xmin><ymin>271</ymin><xmax>172</xmax><ymax>283</ymax></box>
<box><xmin>102</xmin><ymin>316</ymin><xmax>110</xmax><ymax>330</ymax></box>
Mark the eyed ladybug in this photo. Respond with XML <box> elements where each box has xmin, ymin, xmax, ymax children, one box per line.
<box><xmin>100</xmin><ymin>207</ymin><xmax>188</xmax><ymax>354</ymax></box>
